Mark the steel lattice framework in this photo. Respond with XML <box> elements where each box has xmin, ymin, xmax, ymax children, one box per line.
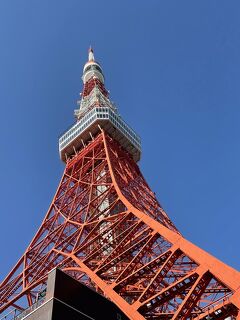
<box><xmin>1</xmin><ymin>49</ymin><xmax>240</xmax><ymax>320</ymax></box>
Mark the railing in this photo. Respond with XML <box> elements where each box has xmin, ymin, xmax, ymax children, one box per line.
<box><xmin>0</xmin><ymin>290</ymin><xmax>46</xmax><ymax>320</ymax></box>
<box><xmin>0</xmin><ymin>308</ymin><xmax>21</xmax><ymax>320</ymax></box>
<box><xmin>13</xmin><ymin>297</ymin><xmax>45</xmax><ymax>320</ymax></box>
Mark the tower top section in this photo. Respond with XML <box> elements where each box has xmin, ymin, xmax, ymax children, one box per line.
<box><xmin>82</xmin><ymin>47</ymin><xmax>105</xmax><ymax>84</ymax></box>
<box><xmin>59</xmin><ymin>48</ymin><xmax>141</xmax><ymax>163</ymax></box>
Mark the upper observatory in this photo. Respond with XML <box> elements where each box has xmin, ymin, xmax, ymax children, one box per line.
<box><xmin>59</xmin><ymin>48</ymin><xmax>141</xmax><ymax>163</ymax></box>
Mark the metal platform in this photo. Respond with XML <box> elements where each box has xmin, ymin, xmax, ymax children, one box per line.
<box><xmin>59</xmin><ymin>106</ymin><xmax>141</xmax><ymax>162</ymax></box>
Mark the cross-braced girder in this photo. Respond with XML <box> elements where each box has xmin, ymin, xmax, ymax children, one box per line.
<box><xmin>0</xmin><ymin>131</ymin><xmax>240</xmax><ymax>320</ymax></box>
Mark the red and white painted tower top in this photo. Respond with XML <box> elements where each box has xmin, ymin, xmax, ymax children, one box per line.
<box><xmin>80</xmin><ymin>47</ymin><xmax>108</xmax><ymax>100</ymax></box>
<box><xmin>82</xmin><ymin>47</ymin><xmax>105</xmax><ymax>85</ymax></box>
<box><xmin>59</xmin><ymin>48</ymin><xmax>141</xmax><ymax>163</ymax></box>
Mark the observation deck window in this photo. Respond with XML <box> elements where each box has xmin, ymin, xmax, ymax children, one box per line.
<box><xmin>59</xmin><ymin>106</ymin><xmax>141</xmax><ymax>161</ymax></box>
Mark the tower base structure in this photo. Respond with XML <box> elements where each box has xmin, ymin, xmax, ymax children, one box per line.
<box><xmin>0</xmin><ymin>131</ymin><xmax>240</xmax><ymax>320</ymax></box>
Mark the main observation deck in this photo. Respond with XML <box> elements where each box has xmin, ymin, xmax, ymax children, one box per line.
<box><xmin>59</xmin><ymin>106</ymin><xmax>141</xmax><ymax>162</ymax></box>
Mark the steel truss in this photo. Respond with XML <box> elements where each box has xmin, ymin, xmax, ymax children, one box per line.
<box><xmin>0</xmin><ymin>131</ymin><xmax>240</xmax><ymax>319</ymax></box>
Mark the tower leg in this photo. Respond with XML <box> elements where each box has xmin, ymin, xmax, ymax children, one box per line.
<box><xmin>0</xmin><ymin>132</ymin><xmax>240</xmax><ymax>320</ymax></box>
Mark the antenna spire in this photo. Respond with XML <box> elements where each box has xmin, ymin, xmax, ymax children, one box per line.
<box><xmin>88</xmin><ymin>46</ymin><xmax>95</xmax><ymax>61</ymax></box>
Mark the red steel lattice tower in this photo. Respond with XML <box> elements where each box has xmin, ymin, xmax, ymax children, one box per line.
<box><xmin>1</xmin><ymin>49</ymin><xmax>240</xmax><ymax>320</ymax></box>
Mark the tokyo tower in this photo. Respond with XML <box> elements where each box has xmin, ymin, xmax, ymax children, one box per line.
<box><xmin>0</xmin><ymin>48</ymin><xmax>240</xmax><ymax>319</ymax></box>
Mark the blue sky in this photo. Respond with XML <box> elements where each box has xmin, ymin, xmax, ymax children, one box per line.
<box><xmin>0</xmin><ymin>0</ymin><xmax>240</xmax><ymax>280</ymax></box>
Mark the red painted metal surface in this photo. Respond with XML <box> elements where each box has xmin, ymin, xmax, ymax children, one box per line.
<box><xmin>82</xmin><ymin>77</ymin><xmax>108</xmax><ymax>98</ymax></box>
<box><xmin>0</xmin><ymin>131</ymin><xmax>240</xmax><ymax>319</ymax></box>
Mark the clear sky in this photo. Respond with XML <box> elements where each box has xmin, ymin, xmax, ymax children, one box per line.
<box><xmin>0</xmin><ymin>0</ymin><xmax>240</xmax><ymax>280</ymax></box>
